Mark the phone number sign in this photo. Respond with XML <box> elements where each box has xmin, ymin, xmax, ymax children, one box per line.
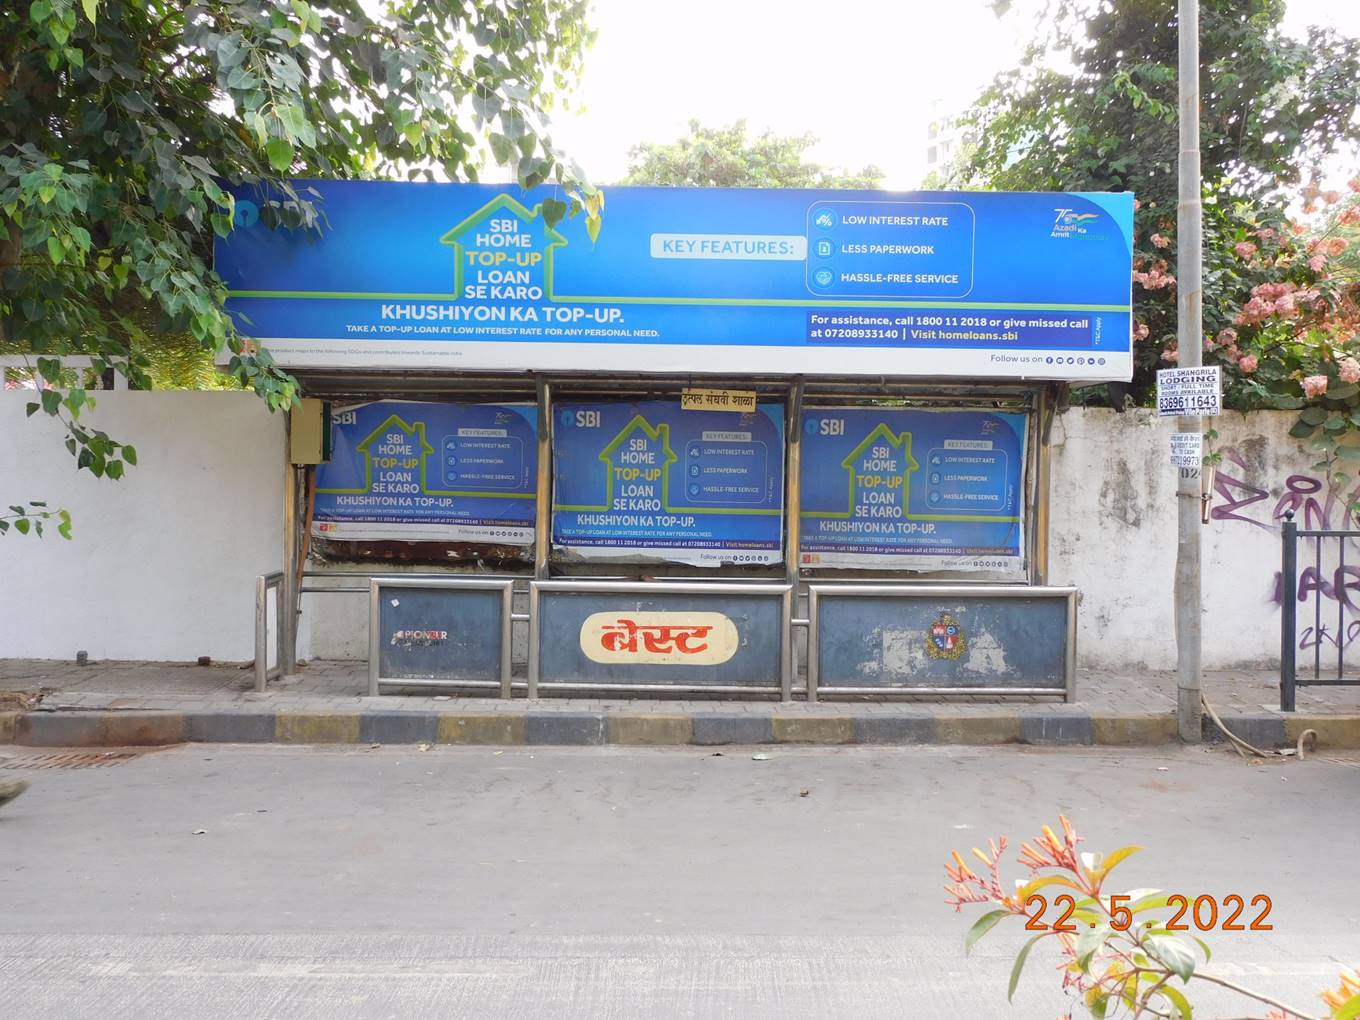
<box><xmin>1156</xmin><ymin>366</ymin><xmax>1221</xmax><ymax>417</ymax></box>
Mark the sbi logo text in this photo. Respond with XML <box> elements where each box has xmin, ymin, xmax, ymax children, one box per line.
<box><xmin>806</xmin><ymin>418</ymin><xmax>844</xmax><ymax>436</ymax></box>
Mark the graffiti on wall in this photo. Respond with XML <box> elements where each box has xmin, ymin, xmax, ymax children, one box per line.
<box><xmin>1212</xmin><ymin>446</ymin><xmax>1360</xmax><ymax>652</ymax></box>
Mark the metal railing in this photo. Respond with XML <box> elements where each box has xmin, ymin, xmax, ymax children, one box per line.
<box><xmin>254</xmin><ymin>572</ymin><xmax>286</xmax><ymax>692</ymax></box>
<box><xmin>1279</xmin><ymin>510</ymin><xmax>1360</xmax><ymax>710</ymax></box>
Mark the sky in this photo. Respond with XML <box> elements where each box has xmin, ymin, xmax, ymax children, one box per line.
<box><xmin>549</xmin><ymin>0</ymin><xmax>1360</xmax><ymax>189</ymax></box>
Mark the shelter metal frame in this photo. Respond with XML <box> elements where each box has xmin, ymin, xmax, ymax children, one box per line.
<box><xmin>271</xmin><ymin>372</ymin><xmax>1062</xmax><ymax>698</ymax></box>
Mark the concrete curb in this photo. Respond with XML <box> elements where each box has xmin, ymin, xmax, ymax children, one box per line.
<box><xmin>4</xmin><ymin>707</ymin><xmax>1360</xmax><ymax>748</ymax></box>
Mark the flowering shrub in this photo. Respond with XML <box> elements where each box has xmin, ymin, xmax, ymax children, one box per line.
<box><xmin>948</xmin><ymin>816</ymin><xmax>1360</xmax><ymax>1018</ymax></box>
<box><xmin>1129</xmin><ymin>180</ymin><xmax>1360</xmax><ymax>484</ymax></box>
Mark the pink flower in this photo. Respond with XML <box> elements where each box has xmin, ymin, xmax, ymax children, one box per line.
<box><xmin>1256</xmin><ymin>227</ymin><xmax>1277</xmax><ymax>242</ymax></box>
<box><xmin>1235</xmin><ymin>241</ymin><xmax>1257</xmax><ymax>260</ymax></box>
<box><xmin>1311</xmin><ymin>254</ymin><xmax>1328</xmax><ymax>272</ymax></box>
<box><xmin>1238</xmin><ymin>355</ymin><xmax>1258</xmax><ymax>374</ymax></box>
<box><xmin>1162</xmin><ymin>346</ymin><xmax>1179</xmax><ymax>364</ymax></box>
<box><xmin>1303</xmin><ymin>182</ymin><xmax>1322</xmax><ymax>202</ymax></box>
<box><xmin>1350</xmin><ymin>176</ymin><xmax>1360</xmax><ymax>194</ymax></box>
<box><xmin>1133</xmin><ymin>321</ymin><xmax>1150</xmax><ymax>341</ymax></box>
<box><xmin>1324</xmin><ymin>190</ymin><xmax>1341</xmax><ymax>205</ymax></box>
<box><xmin>1133</xmin><ymin>198</ymin><xmax>1141</xmax><ymax>211</ymax></box>
<box><xmin>1216</xmin><ymin>327</ymin><xmax>1238</xmax><ymax>346</ymax></box>
<box><xmin>1303</xmin><ymin>375</ymin><xmax>1330</xmax><ymax>399</ymax></box>
<box><xmin>1326</xmin><ymin>237</ymin><xmax>1349</xmax><ymax>257</ymax></box>
<box><xmin>1292</xmin><ymin>222</ymin><xmax>1307</xmax><ymax>236</ymax></box>
<box><xmin>1340</xmin><ymin>207</ymin><xmax>1360</xmax><ymax>227</ymax></box>
<box><xmin>1340</xmin><ymin>358</ymin><xmax>1360</xmax><ymax>384</ymax></box>
<box><xmin>1151</xmin><ymin>233</ymin><xmax>1170</xmax><ymax>248</ymax></box>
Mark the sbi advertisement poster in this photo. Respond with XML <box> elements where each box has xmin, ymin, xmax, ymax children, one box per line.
<box><xmin>552</xmin><ymin>400</ymin><xmax>785</xmax><ymax>566</ymax></box>
<box><xmin>799</xmin><ymin>408</ymin><xmax>1027</xmax><ymax>571</ymax></box>
<box><xmin>314</xmin><ymin>400</ymin><xmax>537</xmax><ymax>544</ymax></box>
<box><xmin>217</xmin><ymin>182</ymin><xmax>1134</xmax><ymax>382</ymax></box>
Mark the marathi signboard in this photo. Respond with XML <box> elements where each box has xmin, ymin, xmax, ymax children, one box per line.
<box><xmin>314</xmin><ymin>400</ymin><xmax>536</xmax><ymax>543</ymax></box>
<box><xmin>551</xmin><ymin>400</ymin><xmax>785</xmax><ymax>566</ymax></box>
<box><xmin>216</xmin><ymin>182</ymin><xmax>1134</xmax><ymax>380</ymax></box>
<box><xmin>798</xmin><ymin>408</ymin><xmax>1027</xmax><ymax>571</ymax></box>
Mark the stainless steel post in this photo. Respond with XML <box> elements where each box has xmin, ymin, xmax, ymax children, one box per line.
<box><xmin>282</xmin><ymin>435</ymin><xmax>300</xmax><ymax>677</ymax></box>
<box><xmin>1175</xmin><ymin>0</ymin><xmax>1204</xmax><ymax>742</ymax></box>
<box><xmin>1031</xmin><ymin>385</ymin><xmax>1053</xmax><ymax>586</ymax></box>
<box><xmin>254</xmin><ymin>574</ymin><xmax>268</xmax><ymax>693</ymax></box>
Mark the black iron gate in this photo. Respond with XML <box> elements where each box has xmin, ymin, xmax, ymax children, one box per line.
<box><xmin>1279</xmin><ymin>509</ymin><xmax>1360</xmax><ymax>710</ymax></box>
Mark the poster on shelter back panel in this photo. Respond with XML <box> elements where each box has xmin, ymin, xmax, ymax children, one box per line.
<box><xmin>552</xmin><ymin>401</ymin><xmax>785</xmax><ymax>566</ymax></box>
<box><xmin>798</xmin><ymin>408</ymin><xmax>1027</xmax><ymax>572</ymax></box>
<box><xmin>313</xmin><ymin>400</ymin><xmax>537</xmax><ymax>544</ymax></box>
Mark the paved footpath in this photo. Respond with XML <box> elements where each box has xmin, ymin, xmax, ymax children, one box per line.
<box><xmin>1</xmin><ymin>744</ymin><xmax>1358</xmax><ymax>1018</ymax></box>
<box><xmin>3</xmin><ymin>658</ymin><xmax>1360</xmax><ymax>747</ymax></box>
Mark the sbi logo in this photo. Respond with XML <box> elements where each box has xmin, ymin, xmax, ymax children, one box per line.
<box><xmin>806</xmin><ymin>418</ymin><xmax>844</xmax><ymax>436</ymax></box>
<box><xmin>233</xmin><ymin>200</ymin><xmax>259</xmax><ymax>228</ymax></box>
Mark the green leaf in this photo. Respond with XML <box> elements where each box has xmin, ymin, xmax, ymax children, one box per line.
<box><xmin>30</xmin><ymin>0</ymin><xmax>52</xmax><ymax>23</ymax></box>
<box><xmin>81</xmin><ymin>0</ymin><xmax>97</xmax><ymax>23</ymax></box>
<box><xmin>123</xmin><ymin>445</ymin><xmax>137</xmax><ymax>466</ymax></box>
<box><xmin>106</xmin><ymin>460</ymin><xmax>124</xmax><ymax>480</ymax></box>
<box><xmin>1328</xmin><ymin>382</ymin><xmax>1360</xmax><ymax>400</ymax></box>
<box><xmin>964</xmin><ymin>909</ymin><xmax>1009</xmax><ymax>953</ymax></box>
<box><xmin>1157</xmin><ymin>982</ymin><xmax>1193</xmax><ymax>1019</ymax></box>
<box><xmin>1008</xmin><ymin>933</ymin><xmax>1044</xmax><ymax>1002</ymax></box>
<box><xmin>1334</xmin><ymin>993</ymin><xmax>1360</xmax><ymax>1020</ymax></box>
<box><xmin>1336</xmin><ymin>446</ymin><xmax>1360</xmax><ymax>460</ymax></box>
<box><xmin>1075</xmin><ymin>923</ymin><xmax>1110</xmax><ymax>971</ymax></box>
<box><xmin>47</xmin><ymin>236</ymin><xmax>65</xmax><ymax>264</ymax></box>
<box><xmin>40</xmin><ymin>389</ymin><xmax>61</xmax><ymax>415</ymax></box>
<box><xmin>1146</xmin><ymin>935</ymin><xmax>1196</xmax><ymax>983</ymax></box>
<box><xmin>1289</xmin><ymin>420</ymin><xmax>1317</xmax><ymax>438</ymax></box>
<box><xmin>15</xmin><ymin>518</ymin><xmax>31</xmax><ymax>535</ymax></box>
<box><xmin>266</xmin><ymin>138</ymin><xmax>294</xmax><ymax>173</ymax></box>
<box><xmin>1300</xmin><ymin>406</ymin><xmax>1328</xmax><ymax>425</ymax></box>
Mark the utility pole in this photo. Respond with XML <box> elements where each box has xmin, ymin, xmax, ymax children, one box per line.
<box><xmin>1175</xmin><ymin>0</ymin><xmax>1203</xmax><ymax>742</ymax></box>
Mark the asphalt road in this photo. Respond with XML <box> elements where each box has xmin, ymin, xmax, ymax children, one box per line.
<box><xmin>1</xmin><ymin>743</ymin><xmax>1357</xmax><ymax>1018</ymax></box>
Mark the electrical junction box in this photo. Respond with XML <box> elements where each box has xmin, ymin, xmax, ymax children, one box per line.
<box><xmin>289</xmin><ymin>398</ymin><xmax>331</xmax><ymax>465</ymax></box>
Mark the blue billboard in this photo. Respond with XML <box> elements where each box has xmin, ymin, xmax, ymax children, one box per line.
<box><xmin>216</xmin><ymin>182</ymin><xmax>1133</xmax><ymax>381</ymax></box>
<box><xmin>314</xmin><ymin>400</ymin><xmax>536</xmax><ymax>544</ymax></box>
<box><xmin>799</xmin><ymin>408</ymin><xmax>1027</xmax><ymax>572</ymax></box>
<box><xmin>552</xmin><ymin>401</ymin><xmax>784</xmax><ymax>566</ymax></box>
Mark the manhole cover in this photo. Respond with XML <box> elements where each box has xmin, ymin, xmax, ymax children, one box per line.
<box><xmin>0</xmin><ymin>750</ymin><xmax>145</xmax><ymax>770</ymax></box>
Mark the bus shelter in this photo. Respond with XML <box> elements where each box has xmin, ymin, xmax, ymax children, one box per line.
<box><xmin>219</xmin><ymin>183</ymin><xmax>1133</xmax><ymax>702</ymax></box>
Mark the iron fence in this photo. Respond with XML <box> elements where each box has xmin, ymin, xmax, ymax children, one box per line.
<box><xmin>1279</xmin><ymin>509</ymin><xmax>1360</xmax><ymax>710</ymax></box>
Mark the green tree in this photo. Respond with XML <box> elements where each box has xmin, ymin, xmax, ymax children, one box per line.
<box><xmin>1</xmin><ymin>0</ymin><xmax>599</xmax><ymax>535</ymax></box>
<box><xmin>623</xmin><ymin>119</ymin><xmax>883</xmax><ymax>189</ymax></box>
<box><xmin>954</xmin><ymin>0</ymin><xmax>1360</xmax><ymax>406</ymax></box>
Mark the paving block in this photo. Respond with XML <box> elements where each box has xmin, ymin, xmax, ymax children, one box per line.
<box><xmin>1091</xmin><ymin>713</ymin><xmax>1178</xmax><ymax>746</ymax></box>
<box><xmin>1020</xmin><ymin>714</ymin><xmax>1095</xmax><ymax>746</ymax></box>
<box><xmin>933</xmin><ymin>715</ymin><xmax>1022</xmax><ymax>745</ymax></box>
<box><xmin>525</xmin><ymin>712</ymin><xmax>607</xmax><ymax>745</ymax></box>
<box><xmin>608</xmin><ymin>715</ymin><xmax>692</xmax><ymax>745</ymax></box>
<box><xmin>771</xmin><ymin>716</ymin><xmax>853</xmax><ymax>744</ymax></box>
<box><xmin>1285</xmin><ymin>715</ymin><xmax>1360</xmax><ymax>749</ymax></box>
<box><xmin>275</xmin><ymin>713</ymin><xmax>362</xmax><ymax>744</ymax></box>
<box><xmin>690</xmin><ymin>715</ymin><xmax>774</xmax><ymax>746</ymax></box>
<box><xmin>437</xmin><ymin>715</ymin><xmax>526</xmax><ymax>745</ymax></box>
<box><xmin>852</xmin><ymin>715</ymin><xmax>937</xmax><ymax>745</ymax></box>
<box><xmin>185</xmin><ymin>713</ymin><xmax>277</xmax><ymax>744</ymax></box>
<box><xmin>1202</xmin><ymin>714</ymin><xmax>1285</xmax><ymax>749</ymax></box>
<box><xmin>359</xmin><ymin>713</ymin><xmax>439</xmax><ymax>745</ymax></box>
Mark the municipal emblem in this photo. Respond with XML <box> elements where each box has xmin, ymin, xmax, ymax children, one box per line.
<box><xmin>926</xmin><ymin>613</ymin><xmax>967</xmax><ymax>660</ymax></box>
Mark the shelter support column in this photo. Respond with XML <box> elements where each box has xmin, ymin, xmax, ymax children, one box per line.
<box><xmin>783</xmin><ymin>377</ymin><xmax>804</xmax><ymax>702</ymax></box>
<box><xmin>534</xmin><ymin>377</ymin><xmax>553</xmax><ymax>581</ymax></box>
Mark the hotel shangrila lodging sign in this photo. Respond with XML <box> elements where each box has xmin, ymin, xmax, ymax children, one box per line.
<box><xmin>217</xmin><ymin>182</ymin><xmax>1135</xmax><ymax>381</ymax></box>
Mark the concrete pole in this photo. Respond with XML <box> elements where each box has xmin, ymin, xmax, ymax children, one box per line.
<box><xmin>1175</xmin><ymin>0</ymin><xmax>1203</xmax><ymax>742</ymax></box>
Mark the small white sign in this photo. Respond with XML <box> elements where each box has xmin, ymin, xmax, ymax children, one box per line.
<box><xmin>1169</xmin><ymin>431</ymin><xmax>1202</xmax><ymax>468</ymax></box>
<box><xmin>1157</xmin><ymin>366</ymin><xmax>1221</xmax><ymax>417</ymax></box>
